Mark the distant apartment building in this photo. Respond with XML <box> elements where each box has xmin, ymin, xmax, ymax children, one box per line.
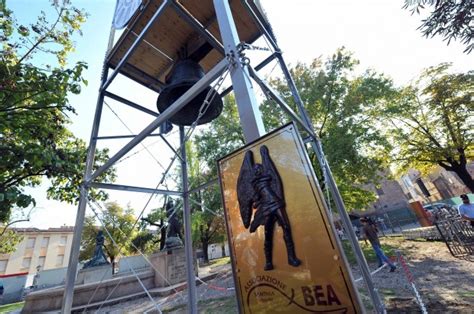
<box><xmin>364</xmin><ymin>162</ymin><xmax>472</xmax><ymax>212</ymax></box>
<box><xmin>400</xmin><ymin>167</ymin><xmax>471</xmax><ymax>203</ymax></box>
<box><xmin>368</xmin><ymin>179</ymin><xmax>410</xmax><ymax>212</ymax></box>
<box><xmin>0</xmin><ymin>226</ymin><xmax>74</xmax><ymax>276</ymax></box>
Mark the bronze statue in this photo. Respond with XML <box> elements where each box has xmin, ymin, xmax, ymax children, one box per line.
<box><xmin>237</xmin><ymin>145</ymin><xmax>301</xmax><ymax>271</ymax></box>
<box><xmin>83</xmin><ymin>230</ymin><xmax>110</xmax><ymax>269</ymax></box>
<box><xmin>163</xmin><ymin>199</ymin><xmax>183</xmax><ymax>250</ymax></box>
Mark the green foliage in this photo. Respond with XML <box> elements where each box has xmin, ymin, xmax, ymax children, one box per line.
<box><xmin>130</xmin><ymin>231</ymin><xmax>156</xmax><ymax>255</ymax></box>
<box><xmin>0</xmin><ymin>1</ymin><xmax>115</xmax><ymax>221</ymax></box>
<box><xmin>0</xmin><ymin>302</ymin><xmax>25</xmax><ymax>313</ymax></box>
<box><xmin>341</xmin><ymin>239</ymin><xmax>397</xmax><ymax>265</ymax></box>
<box><xmin>186</xmin><ymin>137</ymin><xmax>227</xmax><ymax>262</ymax></box>
<box><xmin>194</xmin><ymin>95</ymin><xmax>246</xmax><ymax>174</ymax></box>
<box><xmin>381</xmin><ymin>63</ymin><xmax>473</xmax><ymax>191</ymax></box>
<box><xmin>403</xmin><ymin>0</ymin><xmax>473</xmax><ymax>53</ymax></box>
<box><xmin>136</xmin><ymin>205</ymin><xmax>168</xmax><ymax>252</ymax></box>
<box><xmin>0</xmin><ymin>227</ymin><xmax>23</xmax><ymax>254</ymax></box>
<box><xmin>262</xmin><ymin>48</ymin><xmax>394</xmax><ymax>209</ymax></box>
<box><xmin>80</xmin><ymin>202</ymin><xmax>138</xmax><ymax>268</ymax></box>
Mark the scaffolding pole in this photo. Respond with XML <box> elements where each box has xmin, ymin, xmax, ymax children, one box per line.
<box><xmin>180</xmin><ymin>126</ymin><xmax>198</xmax><ymax>313</ymax></box>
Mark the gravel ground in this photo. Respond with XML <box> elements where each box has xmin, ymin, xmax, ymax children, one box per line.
<box><xmin>97</xmin><ymin>237</ymin><xmax>473</xmax><ymax>313</ymax></box>
<box><xmin>352</xmin><ymin>237</ymin><xmax>474</xmax><ymax>312</ymax></box>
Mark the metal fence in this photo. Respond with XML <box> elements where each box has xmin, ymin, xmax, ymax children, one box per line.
<box><xmin>433</xmin><ymin>209</ymin><xmax>474</xmax><ymax>258</ymax></box>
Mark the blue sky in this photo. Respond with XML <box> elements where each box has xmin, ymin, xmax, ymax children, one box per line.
<box><xmin>8</xmin><ymin>0</ymin><xmax>472</xmax><ymax>228</ymax></box>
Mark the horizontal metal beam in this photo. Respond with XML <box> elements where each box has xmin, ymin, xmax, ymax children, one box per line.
<box><xmin>101</xmin><ymin>0</ymin><xmax>171</xmax><ymax>91</ymax></box>
<box><xmin>87</xmin><ymin>58</ymin><xmax>229</xmax><ymax>183</ymax></box>
<box><xmin>120</xmin><ymin>63</ymin><xmax>166</xmax><ymax>91</ymax></box>
<box><xmin>105</xmin><ymin>91</ymin><xmax>159</xmax><ymax>117</ymax></box>
<box><xmin>187</xmin><ymin>178</ymin><xmax>218</xmax><ymax>195</ymax></box>
<box><xmin>94</xmin><ymin>133</ymin><xmax>163</xmax><ymax>140</ymax></box>
<box><xmin>90</xmin><ymin>182</ymin><xmax>182</xmax><ymax>196</ymax></box>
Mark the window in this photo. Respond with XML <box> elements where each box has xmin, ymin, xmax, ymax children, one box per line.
<box><xmin>0</xmin><ymin>260</ymin><xmax>8</xmax><ymax>272</ymax></box>
<box><xmin>38</xmin><ymin>256</ymin><xmax>46</xmax><ymax>268</ymax></box>
<box><xmin>26</xmin><ymin>237</ymin><xmax>36</xmax><ymax>249</ymax></box>
<box><xmin>41</xmin><ymin>237</ymin><xmax>50</xmax><ymax>248</ymax></box>
<box><xmin>59</xmin><ymin>236</ymin><xmax>67</xmax><ymax>246</ymax></box>
<box><xmin>22</xmin><ymin>257</ymin><xmax>32</xmax><ymax>269</ymax></box>
<box><xmin>56</xmin><ymin>254</ymin><xmax>64</xmax><ymax>266</ymax></box>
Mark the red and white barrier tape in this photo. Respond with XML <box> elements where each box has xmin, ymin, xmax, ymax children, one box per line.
<box><xmin>396</xmin><ymin>251</ymin><xmax>428</xmax><ymax>314</ymax></box>
<box><xmin>196</xmin><ymin>276</ymin><xmax>235</xmax><ymax>291</ymax></box>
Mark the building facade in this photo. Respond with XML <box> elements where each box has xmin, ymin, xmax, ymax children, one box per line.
<box><xmin>400</xmin><ymin>167</ymin><xmax>471</xmax><ymax>203</ymax></box>
<box><xmin>0</xmin><ymin>227</ymin><xmax>74</xmax><ymax>276</ymax></box>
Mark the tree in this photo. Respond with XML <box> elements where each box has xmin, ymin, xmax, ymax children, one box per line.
<box><xmin>80</xmin><ymin>202</ymin><xmax>138</xmax><ymax>273</ymax></box>
<box><xmin>381</xmin><ymin>63</ymin><xmax>473</xmax><ymax>192</ymax></box>
<box><xmin>194</xmin><ymin>95</ymin><xmax>246</xmax><ymax>174</ymax></box>
<box><xmin>0</xmin><ymin>1</ymin><xmax>115</xmax><ymax>222</ymax></box>
<box><xmin>138</xmin><ymin>203</ymin><xmax>170</xmax><ymax>251</ymax></box>
<box><xmin>0</xmin><ymin>228</ymin><xmax>23</xmax><ymax>254</ymax></box>
<box><xmin>190</xmin><ymin>172</ymin><xmax>226</xmax><ymax>263</ymax></box>
<box><xmin>191</xmin><ymin>123</ymin><xmax>234</xmax><ymax>262</ymax></box>
<box><xmin>130</xmin><ymin>231</ymin><xmax>156</xmax><ymax>255</ymax></box>
<box><xmin>403</xmin><ymin>0</ymin><xmax>473</xmax><ymax>53</ymax></box>
<box><xmin>261</xmin><ymin>48</ymin><xmax>394</xmax><ymax>210</ymax></box>
<box><xmin>0</xmin><ymin>206</ymin><xmax>34</xmax><ymax>253</ymax></box>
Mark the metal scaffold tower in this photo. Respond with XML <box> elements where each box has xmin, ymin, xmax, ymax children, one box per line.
<box><xmin>61</xmin><ymin>0</ymin><xmax>385</xmax><ymax>313</ymax></box>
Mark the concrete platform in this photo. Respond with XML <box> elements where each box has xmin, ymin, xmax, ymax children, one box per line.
<box><xmin>22</xmin><ymin>271</ymin><xmax>155</xmax><ymax>313</ymax></box>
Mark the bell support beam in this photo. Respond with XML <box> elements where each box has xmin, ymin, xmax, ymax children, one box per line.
<box><xmin>170</xmin><ymin>0</ymin><xmax>225</xmax><ymax>55</ymax></box>
<box><xmin>89</xmin><ymin>182</ymin><xmax>182</xmax><ymax>196</ymax></box>
<box><xmin>87</xmin><ymin>58</ymin><xmax>229</xmax><ymax>184</ymax></box>
<box><xmin>247</xmin><ymin>67</ymin><xmax>313</xmax><ymax>137</ymax></box>
<box><xmin>248</xmin><ymin>65</ymin><xmax>386</xmax><ymax>313</ymax></box>
<box><xmin>179</xmin><ymin>126</ymin><xmax>198</xmax><ymax>314</ymax></box>
<box><xmin>61</xmin><ymin>58</ymin><xmax>110</xmax><ymax>314</ymax></box>
<box><xmin>159</xmin><ymin>134</ymin><xmax>183</xmax><ymax>163</ymax></box>
<box><xmin>213</xmin><ymin>0</ymin><xmax>265</xmax><ymax>143</ymax></box>
<box><xmin>186</xmin><ymin>178</ymin><xmax>218</xmax><ymax>195</ymax></box>
<box><xmin>94</xmin><ymin>133</ymin><xmax>163</xmax><ymax>140</ymax></box>
<box><xmin>104</xmin><ymin>91</ymin><xmax>160</xmax><ymax>117</ymax></box>
<box><xmin>273</xmin><ymin>50</ymin><xmax>385</xmax><ymax>312</ymax></box>
<box><xmin>220</xmin><ymin>51</ymin><xmax>278</xmax><ymax>97</ymax></box>
<box><xmin>101</xmin><ymin>0</ymin><xmax>171</xmax><ymax>92</ymax></box>
<box><xmin>241</xmin><ymin>0</ymin><xmax>278</xmax><ymax>50</ymax></box>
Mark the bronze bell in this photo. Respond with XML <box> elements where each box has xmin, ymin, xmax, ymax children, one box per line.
<box><xmin>157</xmin><ymin>59</ymin><xmax>223</xmax><ymax>126</ymax></box>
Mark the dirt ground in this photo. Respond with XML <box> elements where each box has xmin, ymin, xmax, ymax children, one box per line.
<box><xmin>359</xmin><ymin>237</ymin><xmax>474</xmax><ymax>313</ymax></box>
<box><xmin>98</xmin><ymin>237</ymin><xmax>473</xmax><ymax>313</ymax></box>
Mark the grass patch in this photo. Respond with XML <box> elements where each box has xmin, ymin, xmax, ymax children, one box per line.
<box><xmin>208</xmin><ymin>257</ymin><xmax>231</xmax><ymax>267</ymax></box>
<box><xmin>0</xmin><ymin>301</ymin><xmax>24</xmax><ymax>313</ymax></box>
<box><xmin>341</xmin><ymin>239</ymin><xmax>399</xmax><ymax>264</ymax></box>
<box><xmin>380</xmin><ymin>288</ymin><xmax>397</xmax><ymax>297</ymax></box>
<box><xmin>197</xmin><ymin>296</ymin><xmax>237</xmax><ymax>314</ymax></box>
<box><xmin>457</xmin><ymin>291</ymin><xmax>474</xmax><ymax>298</ymax></box>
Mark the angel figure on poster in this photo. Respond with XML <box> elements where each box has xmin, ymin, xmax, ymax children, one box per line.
<box><xmin>237</xmin><ymin>145</ymin><xmax>301</xmax><ymax>271</ymax></box>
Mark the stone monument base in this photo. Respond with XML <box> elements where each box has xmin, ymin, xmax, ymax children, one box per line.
<box><xmin>76</xmin><ymin>264</ymin><xmax>112</xmax><ymax>285</ymax></box>
<box><xmin>150</xmin><ymin>248</ymin><xmax>197</xmax><ymax>287</ymax></box>
<box><xmin>22</xmin><ymin>271</ymin><xmax>154</xmax><ymax>313</ymax></box>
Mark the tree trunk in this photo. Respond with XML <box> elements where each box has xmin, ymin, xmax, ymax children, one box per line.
<box><xmin>202</xmin><ymin>240</ymin><xmax>209</xmax><ymax>264</ymax></box>
<box><xmin>160</xmin><ymin>218</ymin><xmax>166</xmax><ymax>250</ymax></box>
<box><xmin>451</xmin><ymin>164</ymin><xmax>474</xmax><ymax>193</ymax></box>
<box><xmin>221</xmin><ymin>243</ymin><xmax>226</xmax><ymax>257</ymax></box>
<box><xmin>111</xmin><ymin>257</ymin><xmax>116</xmax><ymax>274</ymax></box>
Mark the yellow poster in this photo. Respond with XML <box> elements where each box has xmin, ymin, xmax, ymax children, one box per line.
<box><xmin>218</xmin><ymin>123</ymin><xmax>362</xmax><ymax>313</ymax></box>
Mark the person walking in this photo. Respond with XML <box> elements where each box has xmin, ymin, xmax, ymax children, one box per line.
<box><xmin>458</xmin><ymin>194</ymin><xmax>474</xmax><ymax>227</ymax></box>
<box><xmin>360</xmin><ymin>217</ymin><xmax>396</xmax><ymax>272</ymax></box>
